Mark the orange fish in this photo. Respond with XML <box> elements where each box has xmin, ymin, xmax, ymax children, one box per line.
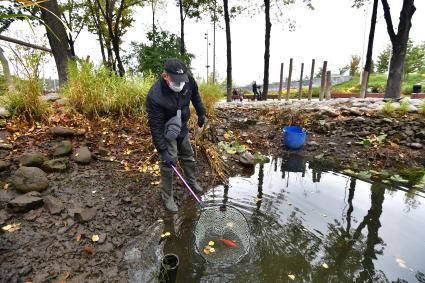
<box><xmin>220</xmin><ymin>239</ymin><xmax>237</xmax><ymax>248</ymax></box>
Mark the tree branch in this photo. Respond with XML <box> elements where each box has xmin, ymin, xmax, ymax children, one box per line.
<box><xmin>381</xmin><ymin>0</ymin><xmax>396</xmax><ymax>42</ymax></box>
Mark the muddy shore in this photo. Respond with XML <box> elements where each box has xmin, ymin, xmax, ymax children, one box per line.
<box><xmin>1</xmin><ymin>98</ymin><xmax>424</xmax><ymax>282</ymax></box>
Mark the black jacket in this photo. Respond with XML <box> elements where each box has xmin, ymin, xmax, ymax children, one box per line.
<box><xmin>146</xmin><ymin>76</ymin><xmax>206</xmax><ymax>153</ymax></box>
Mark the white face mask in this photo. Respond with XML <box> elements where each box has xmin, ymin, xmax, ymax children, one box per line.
<box><xmin>169</xmin><ymin>81</ymin><xmax>185</xmax><ymax>92</ymax></box>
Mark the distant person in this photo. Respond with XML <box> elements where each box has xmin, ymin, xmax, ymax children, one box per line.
<box><xmin>239</xmin><ymin>88</ymin><xmax>244</xmax><ymax>102</ymax></box>
<box><xmin>232</xmin><ymin>88</ymin><xmax>239</xmax><ymax>101</ymax></box>
<box><xmin>252</xmin><ymin>81</ymin><xmax>259</xmax><ymax>101</ymax></box>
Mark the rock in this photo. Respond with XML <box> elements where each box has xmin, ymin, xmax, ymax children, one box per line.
<box><xmin>98</xmin><ymin>146</ymin><xmax>110</xmax><ymax>156</ymax></box>
<box><xmin>353</xmin><ymin>117</ymin><xmax>366</xmax><ymax>123</ymax></box>
<box><xmin>408</xmin><ymin>105</ymin><xmax>418</xmax><ymax>113</ymax></box>
<box><xmin>0</xmin><ymin>107</ymin><xmax>11</xmax><ymax>118</ymax></box>
<box><xmin>307</xmin><ymin>141</ymin><xmax>319</xmax><ymax>147</ymax></box>
<box><xmin>0</xmin><ymin>143</ymin><xmax>12</xmax><ymax>150</ymax></box>
<box><xmin>349</xmin><ymin>109</ymin><xmax>363</xmax><ymax>116</ymax></box>
<box><xmin>98</xmin><ymin>233</ymin><xmax>107</xmax><ymax>244</ymax></box>
<box><xmin>42</xmin><ymin>158</ymin><xmax>69</xmax><ymax>172</ymax></box>
<box><xmin>328</xmin><ymin>142</ymin><xmax>338</xmax><ymax>147</ymax></box>
<box><xmin>18</xmin><ymin>152</ymin><xmax>45</xmax><ymax>167</ymax></box>
<box><xmin>323</xmin><ymin>108</ymin><xmax>340</xmax><ymax>117</ymax></box>
<box><xmin>23</xmin><ymin>208</ymin><xmax>42</xmax><ymax>221</ymax></box>
<box><xmin>72</xmin><ymin>147</ymin><xmax>92</xmax><ymax>164</ymax></box>
<box><xmin>74</xmin><ymin>208</ymin><xmax>97</xmax><ymax>223</ymax></box>
<box><xmin>11</xmin><ymin>167</ymin><xmax>49</xmax><ymax>193</ymax></box>
<box><xmin>382</xmin><ymin>118</ymin><xmax>393</xmax><ymax>123</ymax></box>
<box><xmin>0</xmin><ymin>209</ymin><xmax>11</xmax><ymax>225</ymax></box>
<box><xmin>0</xmin><ymin>160</ymin><xmax>10</xmax><ymax>172</ymax></box>
<box><xmin>53</xmin><ymin>140</ymin><xmax>72</xmax><ymax>157</ymax></box>
<box><xmin>42</xmin><ymin>93</ymin><xmax>60</xmax><ymax>102</ymax></box>
<box><xmin>55</xmin><ymin>98</ymin><xmax>67</xmax><ymax>106</ymax></box>
<box><xmin>409</xmin><ymin>143</ymin><xmax>423</xmax><ymax>149</ymax></box>
<box><xmin>405</xmin><ymin>129</ymin><xmax>415</xmax><ymax>137</ymax></box>
<box><xmin>7</xmin><ymin>192</ymin><xmax>44</xmax><ymax>213</ymax></box>
<box><xmin>50</xmin><ymin>126</ymin><xmax>75</xmax><ymax>137</ymax></box>
<box><xmin>43</xmin><ymin>195</ymin><xmax>64</xmax><ymax>215</ymax></box>
<box><xmin>358</xmin><ymin>131</ymin><xmax>371</xmax><ymax>137</ymax></box>
<box><xmin>239</xmin><ymin>152</ymin><xmax>255</xmax><ymax>166</ymax></box>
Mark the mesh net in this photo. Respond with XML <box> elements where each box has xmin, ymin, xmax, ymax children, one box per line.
<box><xmin>194</xmin><ymin>205</ymin><xmax>250</xmax><ymax>264</ymax></box>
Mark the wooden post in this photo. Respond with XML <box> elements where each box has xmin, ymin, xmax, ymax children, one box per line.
<box><xmin>325</xmin><ymin>70</ymin><xmax>332</xmax><ymax>100</ymax></box>
<box><xmin>298</xmin><ymin>63</ymin><xmax>304</xmax><ymax>100</ymax></box>
<box><xmin>278</xmin><ymin>62</ymin><xmax>284</xmax><ymax>101</ymax></box>
<box><xmin>319</xmin><ymin>61</ymin><xmax>327</xmax><ymax>101</ymax></box>
<box><xmin>286</xmin><ymin>58</ymin><xmax>293</xmax><ymax>101</ymax></box>
<box><xmin>308</xmin><ymin>59</ymin><xmax>315</xmax><ymax>100</ymax></box>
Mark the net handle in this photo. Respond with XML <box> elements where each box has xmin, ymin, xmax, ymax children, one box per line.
<box><xmin>171</xmin><ymin>165</ymin><xmax>205</xmax><ymax>208</ymax></box>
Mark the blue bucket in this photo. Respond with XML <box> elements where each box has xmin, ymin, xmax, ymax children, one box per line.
<box><xmin>283</xmin><ymin>126</ymin><xmax>307</xmax><ymax>150</ymax></box>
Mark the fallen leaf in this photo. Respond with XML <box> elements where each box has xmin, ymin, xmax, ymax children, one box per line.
<box><xmin>161</xmin><ymin>232</ymin><xmax>171</xmax><ymax>238</ymax></box>
<box><xmin>76</xmin><ymin>234</ymin><xmax>81</xmax><ymax>242</ymax></box>
<box><xmin>395</xmin><ymin>257</ymin><xmax>407</xmax><ymax>269</ymax></box>
<box><xmin>3</xmin><ymin>183</ymin><xmax>10</xmax><ymax>190</ymax></box>
<box><xmin>2</xmin><ymin>223</ymin><xmax>20</xmax><ymax>232</ymax></box>
<box><xmin>288</xmin><ymin>274</ymin><xmax>295</xmax><ymax>280</ymax></box>
<box><xmin>322</xmin><ymin>263</ymin><xmax>329</xmax><ymax>269</ymax></box>
<box><xmin>208</xmin><ymin>241</ymin><xmax>215</xmax><ymax>246</ymax></box>
<box><xmin>322</xmin><ymin>214</ymin><xmax>327</xmax><ymax>218</ymax></box>
<box><xmin>209</xmin><ymin>247</ymin><xmax>216</xmax><ymax>253</ymax></box>
<box><xmin>203</xmin><ymin>248</ymin><xmax>210</xmax><ymax>255</ymax></box>
<box><xmin>83</xmin><ymin>245</ymin><xmax>94</xmax><ymax>254</ymax></box>
<box><xmin>92</xmin><ymin>234</ymin><xmax>99</xmax><ymax>242</ymax></box>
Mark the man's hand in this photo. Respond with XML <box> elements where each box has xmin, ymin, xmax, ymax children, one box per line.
<box><xmin>197</xmin><ymin>115</ymin><xmax>205</xmax><ymax>128</ymax></box>
<box><xmin>160</xmin><ymin>151</ymin><xmax>175</xmax><ymax>167</ymax></box>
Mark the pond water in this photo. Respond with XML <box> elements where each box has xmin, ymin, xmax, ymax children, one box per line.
<box><xmin>162</xmin><ymin>154</ymin><xmax>425</xmax><ymax>283</ymax></box>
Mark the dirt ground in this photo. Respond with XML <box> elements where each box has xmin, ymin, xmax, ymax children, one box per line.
<box><xmin>1</xmin><ymin>101</ymin><xmax>425</xmax><ymax>282</ymax></box>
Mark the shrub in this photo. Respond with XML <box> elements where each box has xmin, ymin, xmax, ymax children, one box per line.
<box><xmin>5</xmin><ymin>78</ymin><xmax>47</xmax><ymax>120</ymax></box>
<box><xmin>381</xmin><ymin>101</ymin><xmax>396</xmax><ymax>115</ymax></box>
<box><xmin>198</xmin><ymin>83</ymin><xmax>223</xmax><ymax>115</ymax></box>
<box><xmin>62</xmin><ymin>61</ymin><xmax>154</xmax><ymax>118</ymax></box>
<box><xmin>398</xmin><ymin>99</ymin><xmax>410</xmax><ymax>115</ymax></box>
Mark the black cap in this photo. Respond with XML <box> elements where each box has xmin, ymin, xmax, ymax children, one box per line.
<box><xmin>164</xmin><ymin>58</ymin><xmax>189</xmax><ymax>83</ymax></box>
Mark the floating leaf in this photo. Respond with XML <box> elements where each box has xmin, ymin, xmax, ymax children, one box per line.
<box><xmin>209</xmin><ymin>247</ymin><xmax>216</xmax><ymax>253</ymax></box>
<box><xmin>288</xmin><ymin>274</ymin><xmax>295</xmax><ymax>280</ymax></box>
<box><xmin>203</xmin><ymin>248</ymin><xmax>210</xmax><ymax>255</ymax></box>
<box><xmin>322</xmin><ymin>214</ymin><xmax>327</xmax><ymax>218</ymax></box>
<box><xmin>92</xmin><ymin>234</ymin><xmax>99</xmax><ymax>242</ymax></box>
<box><xmin>322</xmin><ymin>263</ymin><xmax>329</xmax><ymax>269</ymax></box>
<box><xmin>395</xmin><ymin>257</ymin><xmax>407</xmax><ymax>269</ymax></box>
<box><xmin>208</xmin><ymin>241</ymin><xmax>215</xmax><ymax>246</ymax></box>
<box><xmin>161</xmin><ymin>232</ymin><xmax>171</xmax><ymax>238</ymax></box>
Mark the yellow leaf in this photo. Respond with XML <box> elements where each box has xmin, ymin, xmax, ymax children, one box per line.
<box><xmin>209</xmin><ymin>247</ymin><xmax>216</xmax><ymax>253</ymax></box>
<box><xmin>322</xmin><ymin>263</ymin><xmax>329</xmax><ymax>269</ymax></box>
<box><xmin>92</xmin><ymin>234</ymin><xmax>99</xmax><ymax>242</ymax></box>
<box><xmin>2</xmin><ymin>223</ymin><xmax>20</xmax><ymax>232</ymax></box>
<box><xmin>76</xmin><ymin>234</ymin><xmax>81</xmax><ymax>242</ymax></box>
<box><xmin>208</xmin><ymin>241</ymin><xmax>215</xmax><ymax>246</ymax></box>
<box><xmin>161</xmin><ymin>232</ymin><xmax>171</xmax><ymax>238</ymax></box>
<box><xmin>288</xmin><ymin>274</ymin><xmax>295</xmax><ymax>280</ymax></box>
<box><xmin>203</xmin><ymin>248</ymin><xmax>210</xmax><ymax>255</ymax></box>
<box><xmin>75</xmin><ymin>153</ymin><xmax>79</xmax><ymax>157</ymax></box>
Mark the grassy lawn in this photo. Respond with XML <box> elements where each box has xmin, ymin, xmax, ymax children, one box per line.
<box><xmin>333</xmin><ymin>73</ymin><xmax>425</xmax><ymax>95</ymax></box>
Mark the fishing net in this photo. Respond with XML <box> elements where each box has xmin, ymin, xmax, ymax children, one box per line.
<box><xmin>193</xmin><ymin>205</ymin><xmax>250</xmax><ymax>264</ymax></box>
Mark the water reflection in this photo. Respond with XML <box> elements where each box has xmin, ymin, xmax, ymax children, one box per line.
<box><xmin>163</xmin><ymin>154</ymin><xmax>425</xmax><ymax>282</ymax></box>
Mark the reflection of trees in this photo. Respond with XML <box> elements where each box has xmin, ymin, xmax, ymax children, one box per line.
<box><xmin>249</xmin><ymin>181</ymin><xmax>389</xmax><ymax>282</ymax></box>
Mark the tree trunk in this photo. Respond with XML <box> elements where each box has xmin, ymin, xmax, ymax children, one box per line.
<box><xmin>40</xmin><ymin>0</ymin><xmax>70</xmax><ymax>86</ymax></box>
<box><xmin>360</xmin><ymin>0</ymin><xmax>378</xmax><ymax>98</ymax></box>
<box><xmin>262</xmin><ymin>0</ymin><xmax>271</xmax><ymax>100</ymax></box>
<box><xmin>223</xmin><ymin>0</ymin><xmax>232</xmax><ymax>102</ymax></box>
<box><xmin>0</xmin><ymin>46</ymin><xmax>14</xmax><ymax>91</ymax></box>
<box><xmin>179</xmin><ymin>0</ymin><xmax>186</xmax><ymax>55</ymax></box>
<box><xmin>381</xmin><ymin>0</ymin><xmax>416</xmax><ymax>99</ymax></box>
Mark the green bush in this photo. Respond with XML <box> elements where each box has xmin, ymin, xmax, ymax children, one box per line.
<box><xmin>5</xmin><ymin>78</ymin><xmax>47</xmax><ymax>119</ymax></box>
<box><xmin>198</xmin><ymin>83</ymin><xmax>223</xmax><ymax>115</ymax></box>
<box><xmin>62</xmin><ymin>61</ymin><xmax>154</xmax><ymax>118</ymax></box>
<box><xmin>398</xmin><ymin>99</ymin><xmax>410</xmax><ymax>115</ymax></box>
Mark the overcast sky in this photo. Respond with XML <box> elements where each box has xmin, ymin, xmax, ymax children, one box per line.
<box><xmin>3</xmin><ymin>0</ymin><xmax>425</xmax><ymax>86</ymax></box>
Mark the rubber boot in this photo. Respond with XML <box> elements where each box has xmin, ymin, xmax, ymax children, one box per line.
<box><xmin>160</xmin><ymin>166</ymin><xmax>178</xmax><ymax>213</ymax></box>
<box><xmin>180</xmin><ymin>160</ymin><xmax>203</xmax><ymax>194</ymax></box>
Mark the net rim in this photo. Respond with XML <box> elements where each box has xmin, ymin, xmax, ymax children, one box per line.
<box><xmin>193</xmin><ymin>204</ymin><xmax>251</xmax><ymax>264</ymax></box>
